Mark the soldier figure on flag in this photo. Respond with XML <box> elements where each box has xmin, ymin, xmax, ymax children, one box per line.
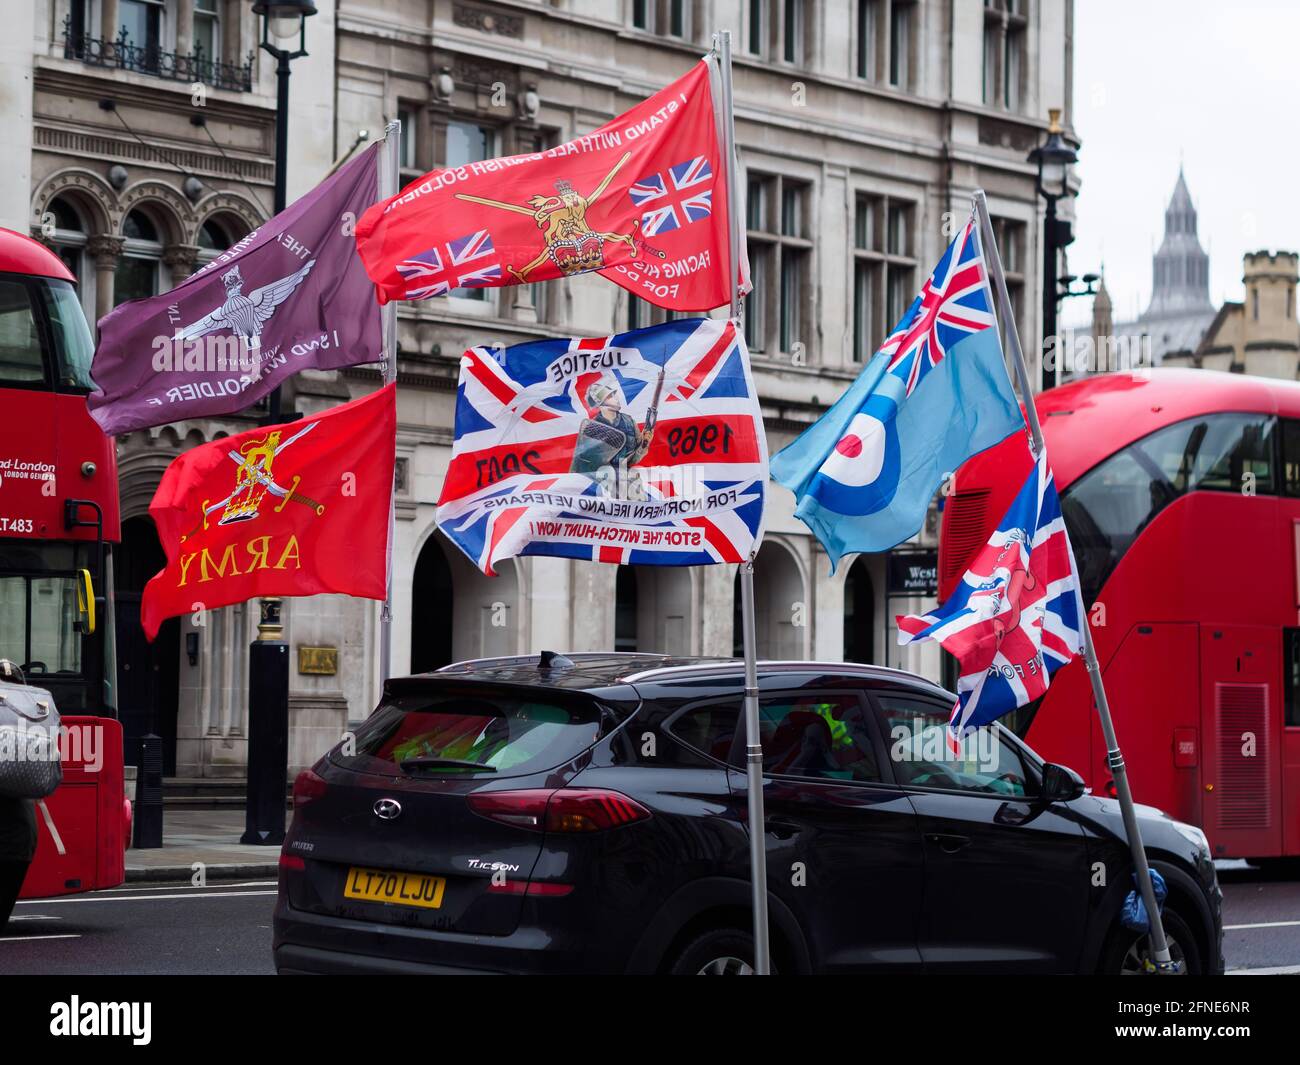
<box><xmin>570</xmin><ymin>371</ymin><xmax>664</xmax><ymax>498</ymax></box>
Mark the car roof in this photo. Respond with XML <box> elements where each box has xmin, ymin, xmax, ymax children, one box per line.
<box><xmin>419</xmin><ymin>651</ymin><xmax>951</xmax><ymax>699</ymax></box>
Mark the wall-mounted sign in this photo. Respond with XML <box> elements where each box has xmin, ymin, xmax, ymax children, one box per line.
<box><xmin>298</xmin><ymin>646</ymin><xmax>339</xmax><ymax>676</ymax></box>
<box><xmin>886</xmin><ymin>550</ymin><xmax>938</xmax><ymax>598</ymax></box>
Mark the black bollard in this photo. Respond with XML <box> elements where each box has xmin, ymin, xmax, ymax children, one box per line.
<box><xmin>241</xmin><ymin>597</ymin><xmax>289</xmax><ymax>846</ymax></box>
<box><xmin>133</xmin><ymin>733</ymin><xmax>164</xmax><ymax>849</ymax></box>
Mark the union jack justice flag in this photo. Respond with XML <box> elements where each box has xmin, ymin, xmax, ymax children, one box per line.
<box><xmin>435</xmin><ymin>318</ymin><xmax>768</xmax><ymax>575</ymax></box>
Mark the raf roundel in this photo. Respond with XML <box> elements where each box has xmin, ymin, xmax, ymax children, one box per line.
<box><xmin>820</xmin><ymin>413</ymin><xmax>888</xmax><ymax>487</ymax></box>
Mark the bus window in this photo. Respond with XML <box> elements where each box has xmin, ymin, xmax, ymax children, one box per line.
<box><xmin>1188</xmin><ymin>413</ymin><xmax>1274</xmax><ymax>493</ymax></box>
<box><xmin>0</xmin><ymin>574</ymin><xmax>84</xmax><ymax>677</ymax></box>
<box><xmin>38</xmin><ymin>278</ymin><xmax>96</xmax><ymax>391</ymax></box>
<box><xmin>0</xmin><ymin>277</ymin><xmax>46</xmax><ymax>386</ymax></box>
<box><xmin>1286</xmin><ymin>629</ymin><xmax>1300</xmax><ymax>728</ymax></box>
<box><xmin>1282</xmin><ymin>419</ymin><xmax>1300</xmax><ymax>497</ymax></box>
<box><xmin>1063</xmin><ymin>413</ymin><xmax>1277</xmax><ymax>603</ymax></box>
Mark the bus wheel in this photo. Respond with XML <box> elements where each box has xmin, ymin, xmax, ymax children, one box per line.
<box><xmin>1102</xmin><ymin>908</ymin><xmax>1200</xmax><ymax>975</ymax></box>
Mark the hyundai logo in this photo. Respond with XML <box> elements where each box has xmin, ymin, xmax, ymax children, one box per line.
<box><xmin>373</xmin><ymin>798</ymin><xmax>402</xmax><ymax>821</ymax></box>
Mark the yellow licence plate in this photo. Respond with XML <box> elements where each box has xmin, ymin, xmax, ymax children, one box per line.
<box><xmin>343</xmin><ymin>866</ymin><xmax>447</xmax><ymax>910</ymax></box>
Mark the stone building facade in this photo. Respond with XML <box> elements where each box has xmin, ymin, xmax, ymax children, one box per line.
<box><xmin>1166</xmin><ymin>250</ymin><xmax>1300</xmax><ymax>380</ymax></box>
<box><xmin>1</xmin><ymin>0</ymin><xmax>1076</xmax><ymax>777</ymax></box>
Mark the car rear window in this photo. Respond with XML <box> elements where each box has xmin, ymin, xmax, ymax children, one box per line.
<box><xmin>332</xmin><ymin>690</ymin><xmax>604</xmax><ymax>777</ymax></box>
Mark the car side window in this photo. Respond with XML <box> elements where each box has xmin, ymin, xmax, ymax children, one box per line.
<box><xmin>664</xmin><ymin>702</ymin><xmax>740</xmax><ymax>764</ymax></box>
<box><xmin>874</xmin><ymin>692</ymin><xmax>1030</xmax><ymax>797</ymax></box>
<box><xmin>758</xmin><ymin>693</ymin><xmax>881</xmax><ymax>783</ymax></box>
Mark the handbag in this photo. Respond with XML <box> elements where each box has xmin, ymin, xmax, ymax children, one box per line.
<box><xmin>0</xmin><ymin>680</ymin><xmax>63</xmax><ymax>799</ymax></box>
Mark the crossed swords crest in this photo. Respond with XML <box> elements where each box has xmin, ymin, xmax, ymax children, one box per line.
<box><xmin>181</xmin><ymin>420</ymin><xmax>326</xmax><ymax>543</ymax></box>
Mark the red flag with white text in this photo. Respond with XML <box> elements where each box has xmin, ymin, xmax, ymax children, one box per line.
<box><xmin>139</xmin><ymin>385</ymin><xmax>396</xmax><ymax>640</ymax></box>
<box><xmin>353</xmin><ymin>58</ymin><xmax>746</xmax><ymax>312</ymax></box>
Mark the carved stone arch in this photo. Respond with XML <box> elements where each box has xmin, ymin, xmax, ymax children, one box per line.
<box><xmin>764</xmin><ymin>532</ymin><xmax>812</xmax><ymax>598</ymax></box>
<box><xmin>190</xmin><ymin>190</ymin><xmax>265</xmax><ymax>245</ymax></box>
<box><xmin>117</xmin><ymin>181</ymin><xmax>196</xmax><ymax>244</ymax></box>
<box><xmin>144</xmin><ymin>420</ymin><xmax>235</xmax><ymax>449</ymax></box>
<box><xmin>31</xmin><ymin>169</ymin><xmax>117</xmax><ymax>236</ymax></box>
<box><xmin>153</xmin><ymin>425</ymin><xmax>185</xmax><ymax>449</ymax></box>
<box><xmin>116</xmin><ymin>436</ymin><xmax>183</xmax><ymax>521</ymax></box>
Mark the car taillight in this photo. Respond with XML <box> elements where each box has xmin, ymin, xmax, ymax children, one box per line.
<box><xmin>1103</xmin><ymin>778</ymin><xmax>1118</xmax><ymax>799</ymax></box>
<box><xmin>545</xmin><ymin>789</ymin><xmax>650</xmax><ymax>831</ymax></box>
<box><xmin>293</xmin><ymin>768</ymin><xmax>328</xmax><ymax>808</ymax></box>
<box><xmin>279</xmin><ymin>853</ymin><xmax>306</xmax><ymax>872</ymax></box>
<box><xmin>466</xmin><ymin>789</ymin><xmax>552</xmax><ymax>829</ymax></box>
<box><xmin>467</xmin><ymin>788</ymin><xmax>650</xmax><ymax>832</ymax></box>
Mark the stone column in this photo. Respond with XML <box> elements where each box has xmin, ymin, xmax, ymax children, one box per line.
<box><xmin>100</xmin><ymin>0</ymin><xmax>120</xmax><ymax>36</ymax></box>
<box><xmin>86</xmin><ymin>234</ymin><xmax>123</xmax><ymax>329</ymax></box>
<box><xmin>162</xmin><ymin>242</ymin><xmax>200</xmax><ymax>283</ymax></box>
<box><xmin>100</xmin><ymin>0</ymin><xmax>120</xmax><ymax>60</ymax></box>
<box><xmin>699</xmin><ymin>563</ymin><xmax>735</xmax><ymax>658</ymax></box>
<box><xmin>175</xmin><ymin>0</ymin><xmax>194</xmax><ymax>57</ymax></box>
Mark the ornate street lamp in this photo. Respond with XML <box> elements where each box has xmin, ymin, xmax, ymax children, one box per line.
<box><xmin>252</xmin><ymin>1</ymin><xmax>317</xmax><ymax>216</ymax></box>
<box><xmin>1027</xmin><ymin>108</ymin><xmax>1079</xmax><ymax>391</ymax></box>
<box><xmin>243</xmin><ymin>3</ymin><xmax>316</xmax><ymax>849</ymax></box>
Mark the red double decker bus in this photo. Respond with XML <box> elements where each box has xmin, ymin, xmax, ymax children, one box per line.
<box><xmin>941</xmin><ymin>368</ymin><xmax>1300</xmax><ymax>866</ymax></box>
<box><xmin>0</xmin><ymin>227</ymin><xmax>129</xmax><ymax>903</ymax></box>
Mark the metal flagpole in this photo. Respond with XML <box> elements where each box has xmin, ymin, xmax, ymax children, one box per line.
<box><xmin>972</xmin><ymin>189</ymin><xmax>1175</xmax><ymax>971</ymax></box>
<box><xmin>378</xmin><ymin>119</ymin><xmax>400</xmax><ymax>687</ymax></box>
<box><xmin>716</xmin><ymin>27</ymin><xmax>771</xmax><ymax>976</ymax></box>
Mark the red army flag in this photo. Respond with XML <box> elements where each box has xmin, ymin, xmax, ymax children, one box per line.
<box><xmin>354</xmin><ymin>57</ymin><xmax>744</xmax><ymax>312</ymax></box>
<box><xmin>140</xmin><ymin>385</ymin><xmax>396</xmax><ymax>640</ymax></box>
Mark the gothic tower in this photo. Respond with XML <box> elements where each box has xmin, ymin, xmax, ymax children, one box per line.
<box><xmin>1145</xmin><ymin>168</ymin><xmax>1213</xmax><ymax>317</ymax></box>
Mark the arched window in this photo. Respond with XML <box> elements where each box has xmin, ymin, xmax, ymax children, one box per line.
<box><xmin>115</xmin><ymin>209</ymin><xmax>164</xmax><ymax>307</ymax></box>
<box><xmin>47</xmin><ymin>198</ymin><xmax>87</xmax><ymax>280</ymax></box>
<box><xmin>197</xmin><ymin>218</ymin><xmax>231</xmax><ymax>252</ymax></box>
<box><xmin>196</xmin><ymin>214</ymin><xmax>247</xmax><ymax>271</ymax></box>
<box><xmin>45</xmin><ymin>196</ymin><xmax>94</xmax><ymax>320</ymax></box>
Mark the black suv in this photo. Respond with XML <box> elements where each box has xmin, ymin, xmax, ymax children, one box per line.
<box><xmin>272</xmin><ymin>653</ymin><xmax>1224</xmax><ymax>975</ymax></box>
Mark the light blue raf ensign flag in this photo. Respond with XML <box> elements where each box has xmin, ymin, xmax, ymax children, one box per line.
<box><xmin>770</xmin><ymin>218</ymin><xmax>1024</xmax><ymax>569</ymax></box>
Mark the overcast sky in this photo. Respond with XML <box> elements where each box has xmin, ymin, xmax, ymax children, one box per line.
<box><xmin>1065</xmin><ymin>0</ymin><xmax>1300</xmax><ymax>327</ymax></box>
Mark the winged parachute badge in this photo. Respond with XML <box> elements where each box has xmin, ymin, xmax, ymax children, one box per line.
<box><xmin>177</xmin><ymin>261</ymin><xmax>315</xmax><ymax>347</ymax></box>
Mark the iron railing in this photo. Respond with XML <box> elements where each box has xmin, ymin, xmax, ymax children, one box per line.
<box><xmin>62</xmin><ymin>17</ymin><xmax>254</xmax><ymax>93</ymax></box>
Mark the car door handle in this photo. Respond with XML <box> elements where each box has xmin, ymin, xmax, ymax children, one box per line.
<box><xmin>925</xmin><ymin>832</ymin><xmax>971</xmax><ymax>854</ymax></box>
<box><xmin>766</xmin><ymin>818</ymin><xmax>799</xmax><ymax>840</ymax></box>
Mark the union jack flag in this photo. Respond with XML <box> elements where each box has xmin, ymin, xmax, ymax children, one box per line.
<box><xmin>628</xmin><ymin>157</ymin><xmax>714</xmax><ymax>237</ymax></box>
<box><xmin>436</xmin><ymin>318</ymin><xmax>767</xmax><ymax>575</ymax></box>
<box><xmin>896</xmin><ymin>451</ymin><xmax>1085</xmax><ymax>740</ymax></box>
<box><xmin>396</xmin><ymin>230</ymin><xmax>501</xmax><ymax>300</ymax></box>
<box><xmin>878</xmin><ymin>219</ymin><xmax>996</xmax><ymax>397</ymax></box>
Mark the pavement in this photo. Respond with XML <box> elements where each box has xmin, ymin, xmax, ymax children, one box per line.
<box><xmin>125</xmin><ymin>808</ymin><xmax>284</xmax><ymax>882</ymax></box>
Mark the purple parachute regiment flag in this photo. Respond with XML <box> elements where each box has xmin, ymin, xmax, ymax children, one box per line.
<box><xmin>87</xmin><ymin>144</ymin><xmax>383</xmax><ymax>435</ymax></box>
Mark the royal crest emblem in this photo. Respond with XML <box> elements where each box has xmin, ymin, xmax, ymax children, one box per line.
<box><xmin>181</xmin><ymin>420</ymin><xmax>326</xmax><ymax>542</ymax></box>
<box><xmin>454</xmin><ymin>154</ymin><xmax>637</xmax><ymax>282</ymax></box>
